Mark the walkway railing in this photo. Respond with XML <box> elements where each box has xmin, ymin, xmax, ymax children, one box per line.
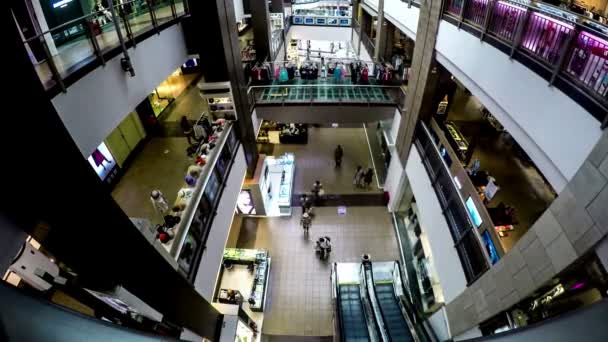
<box><xmin>443</xmin><ymin>0</ymin><xmax>608</xmax><ymax>127</ymax></box>
<box><xmin>248</xmin><ymin>83</ymin><xmax>406</xmax><ymax>108</ymax></box>
<box><xmin>15</xmin><ymin>0</ymin><xmax>187</xmax><ymax>94</ymax></box>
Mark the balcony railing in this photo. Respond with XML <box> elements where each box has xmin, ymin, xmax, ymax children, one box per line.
<box><xmin>15</xmin><ymin>0</ymin><xmax>187</xmax><ymax>95</ymax></box>
<box><xmin>248</xmin><ymin>83</ymin><xmax>406</xmax><ymax>108</ymax></box>
<box><xmin>443</xmin><ymin>0</ymin><xmax>608</xmax><ymax>127</ymax></box>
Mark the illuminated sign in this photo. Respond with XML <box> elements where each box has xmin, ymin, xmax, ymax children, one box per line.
<box><xmin>53</xmin><ymin>0</ymin><xmax>74</xmax><ymax>9</ymax></box>
<box><xmin>465</xmin><ymin>197</ymin><xmax>483</xmax><ymax>227</ymax></box>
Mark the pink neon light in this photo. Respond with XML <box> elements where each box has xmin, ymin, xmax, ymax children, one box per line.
<box><xmin>581</xmin><ymin>31</ymin><xmax>608</xmax><ymax>47</ymax></box>
<box><xmin>532</xmin><ymin>12</ymin><xmax>574</xmax><ymax>30</ymax></box>
<box><xmin>571</xmin><ymin>282</ymin><xmax>585</xmax><ymax>290</ymax></box>
<box><xmin>497</xmin><ymin>1</ymin><xmax>527</xmax><ymax>11</ymax></box>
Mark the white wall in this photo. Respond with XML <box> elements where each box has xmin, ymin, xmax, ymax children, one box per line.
<box><xmin>385</xmin><ymin>151</ymin><xmax>405</xmax><ymax>210</ymax></box>
<box><xmin>193</xmin><ymin>145</ymin><xmax>247</xmax><ymax>301</ymax></box>
<box><xmin>362</xmin><ymin>0</ymin><xmax>419</xmax><ymax>40</ymax></box>
<box><xmin>288</xmin><ymin>25</ymin><xmax>353</xmax><ymax>42</ymax></box>
<box><xmin>405</xmin><ymin>146</ymin><xmax>468</xmax><ymax>303</ymax></box>
<box><xmin>435</xmin><ymin>22</ymin><xmax>603</xmax><ymax>191</ymax></box>
<box><xmin>52</xmin><ymin>24</ymin><xmax>189</xmax><ymax>157</ymax></box>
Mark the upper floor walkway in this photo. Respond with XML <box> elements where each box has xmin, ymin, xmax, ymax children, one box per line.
<box><xmin>15</xmin><ymin>0</ymin><xmax>187</xmax><ymax>97</ymax></box>
<box><xmin>361</xmin><ymin>0</ymin><xmax>607</xmax><ymax>192</ymax></box>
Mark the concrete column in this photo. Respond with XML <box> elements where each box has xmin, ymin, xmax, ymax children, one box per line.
<box><xmin>250</xmin><ymin>0</ymin><xmax>272</xmax><ymax>61</ymax></box>
<box><xmin>188</xmin><ymin>0</ymin><xmax>259</xmax><ymax>175</ymax></box>
<box><xmin>373</xmin><ymin>0</ymin><xmax>384</xmax><ymax>61</ymax></box>
<box><xmin>394</xmin><ymin>0</ymin><xmax>444</xmax><ymax>166</ymax></box>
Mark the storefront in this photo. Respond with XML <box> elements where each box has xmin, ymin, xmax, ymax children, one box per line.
<box><xmin>393</xmin><ymin>182</ymin><xmax>446</xmax><ymax>316</ymax></box>
<box><xmin>478</xmin><ymin>252</ymin><xmax>608</xmax><ymax>336</ymax></box>
<box><xmin>237</xmin><ymin>152</ymin><xmax>295</xmax><ymax>217</ymax></box>
<box><xmin>215</xmin><ymin>248</ymin><xmax>271</xmax><ymax>313</ymax></box>
<box><xmin>429</xmin><ymin>69</ymin><xmax>556</xmax><ymax>257</ymax></box>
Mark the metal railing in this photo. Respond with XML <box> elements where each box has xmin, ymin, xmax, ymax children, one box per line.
<box><xmin>248</xmin><ymin>83</ymin><xmax>406</xmax><ymax>108</ymax></box>
<box><xmin>443</xmin><ymin>0</ymin><xmax>608</xmax><ymax>126</ymax></box>
<box><xmin>361</xmin><ymin>30</ymin><xmax>376</xmax><ymax>56</ymax></box>
<box><xmin>15</xmin><ymin>0</ymin><xmax>187</xmax><ymax>92</ymax></box>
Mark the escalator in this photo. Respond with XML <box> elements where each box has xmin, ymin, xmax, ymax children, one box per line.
<box><xmin>366</xmin><ymin>261</ymin><xmax>415</xmax><ymax>342</ymax></box>
<box><xmin>374</xmin><ymin>282</ymin><xmax>413</xmax><ymax>342</ymax></box>
<box><xmin>332</xmin><ymin>263</ymin><xmax>381</xmax><ymax>342</ymax></box>
<box><xmin>338</xmin><ymin>284</ymin><xmax>372</xmax><ymax>341</ymax></box>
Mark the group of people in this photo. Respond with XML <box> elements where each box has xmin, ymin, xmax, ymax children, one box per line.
<box><xmin>354</xmin><ymin>166</ymin><xmax>374</xmax><ymax>189</ymax></box>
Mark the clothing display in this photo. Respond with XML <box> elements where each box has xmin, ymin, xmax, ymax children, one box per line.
<box><xmin>91</xmin><ymin>148</ymin><xmax>109</xmax><ymax>166</ymax></box>
<box><xmin>299</xmin><ymin>62</ymin><xmax>319</xmax><ymax>80</ymax></box>
<box><xmin>249</xmin><ymin>62</ymin><xmax>272</xmax><ymax>85</ymax></box>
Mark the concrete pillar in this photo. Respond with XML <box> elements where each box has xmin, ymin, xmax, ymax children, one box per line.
<box><xmin>373</xmin><ymin>0</ymin><xmax>384</xmax><ymax>61</ymax></box>
<box><xmin>394</xmin><ymin>0</ymin><xmax>444</xmax><ymax>166</ymax></box>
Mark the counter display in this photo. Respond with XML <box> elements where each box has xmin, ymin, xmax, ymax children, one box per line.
<box><xmin>238</xmin><ymin>153</ymin><xmax>295</xmax><ymax>217</ymax></box>
<box><xmin>223</xmin><ymin>248</ymin><xmax>271</xmax><ymax>312</ymax></box>
<box><xmin>154</xmin><ymin>119</ymin><xmax>233</xmax><ymax>272</ymax></box>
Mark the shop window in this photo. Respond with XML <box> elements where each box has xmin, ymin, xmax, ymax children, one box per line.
<box><xmin>481</xmin><ymin>230</ymin><xmax>500</xmax><ymax>265</ymax></box>
<box><xmin>215</xmin><ymin>145</ymin><xmax>232</xmax><ymax>179</ymax></box>
<box><xmin>227</xmin><ymin>128</ymin><xmax>239</xmax><ymax>153</ymax></box>
<box><xmin>204</xmin><ymin>170</ymin><xmax>221</xmax><ymax>206</ymax></box>
<box><xmin>439</xmin><ymin>145</ymin><xmax>452</xmax><ymax>167</ymax></box>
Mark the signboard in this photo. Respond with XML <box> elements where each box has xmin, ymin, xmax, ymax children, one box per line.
<box><xmin>338</xmin><ymin>206</ymin><xmax>347</xmax><ymax>216</ymax></box>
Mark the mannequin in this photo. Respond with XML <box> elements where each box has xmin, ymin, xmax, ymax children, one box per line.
<box><xmin>150</xmin><ymin>190</ymin><xmax>169</xmax><ymax>220</ymax></box>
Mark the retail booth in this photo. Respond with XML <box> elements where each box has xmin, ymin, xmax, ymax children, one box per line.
<box><xmin>237</xmin><ymin>153</ymin><xmax>295</xmax><ymax>217</ymax></box>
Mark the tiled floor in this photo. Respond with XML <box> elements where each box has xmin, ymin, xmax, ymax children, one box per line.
<box><xmin>234</xmin><ymin>206</ymin><xmax>399</xmax><ymax>336</ymax></box>
<box><xmin>270</xmin><ymin>127</ymin><xmax>383</xmax><ymax>195</ymax></box>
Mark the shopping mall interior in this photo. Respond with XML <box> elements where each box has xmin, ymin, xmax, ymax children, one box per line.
<box><xmin>3</xmin><ymin>0</ymin><xmax>608</xmax><ymax>341</ymax></box>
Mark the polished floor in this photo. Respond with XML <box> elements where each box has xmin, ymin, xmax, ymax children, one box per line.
<box><xmin>111</xmin><ymin>137</ymin><xmax>191</xmax><ymax>225</ymax></box>
<box><xmin>268</xmin><ymin>126</ymin><xmax>383</xmax><ymax>195</ymax></box>
<box><xmin>233</xmin><ymin>206</ymin><xmax>400</xmax><ymax>336</ymax></box>
<box><xmin>446</xmin><ymin>88</ymin><xmax>556</xmax><ymax>252</ymax></box>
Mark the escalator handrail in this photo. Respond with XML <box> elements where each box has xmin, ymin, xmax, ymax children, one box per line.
<box><xmin>332</xmin><ymin>263</ymin><xmax>344</xmax><ymax>342</ymax></box>
<box><xmin>394</xmin><ymin>262</ymin><xmax>439</xmax><ymax>342</ymax></box>
<box><xmin>363</xmin><ymin>263</ymin><xmax>390</xmax><ymax>342</ymax></box>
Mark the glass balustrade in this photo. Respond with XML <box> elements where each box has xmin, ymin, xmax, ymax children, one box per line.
<box><xmin>249</xmin><ymin>83</ymin><xmax>405</xmax><ymax>107</ymax></box>
<box><xmin>14</xmin><ymin>0</ymin><xmax>187</xmax><ymax>91</ymax></box>
<box><xmin>443</xmin><ymin>0</ymin><xmax>608</xmax><ymax>123</ymax></box>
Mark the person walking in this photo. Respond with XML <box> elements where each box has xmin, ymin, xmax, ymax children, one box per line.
<box><xmin>353</xmin><ymin>166</ymin><xmax>364</xmax><ymax>188</ymax></box>
<box><xmin>180</xmin><ymin>116</ymin><xmax>194</xmax><ymax>145</ymax></box>
<box><xmin>311</xmin><ymin>180</ymin><xmax>324</xmax><ymax>205</ymax></box>
<box><xmin>334</xmin><ymin>145</ymin><xmax>344</xmax><ymax>168</ymax></box>
<box><xmin>301</xmin><ymin>212</ymin><xmax>312</xmax><ymax>235</ymax></box>
<box><xmin>363</xmin><ymin>168</ymin><xmax>374</xmax><ymax>189</ymax></box>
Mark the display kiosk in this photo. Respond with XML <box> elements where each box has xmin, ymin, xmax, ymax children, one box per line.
<box><xmin>237</xmin><ymin>153</ymin><xmax>295</xmax><ymax>217</ymax></box>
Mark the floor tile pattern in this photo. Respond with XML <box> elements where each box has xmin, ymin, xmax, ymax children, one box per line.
<box><xmin>235</xmin><ymin>206</ymin><xmax>399</xmax><ymax>336</ymax></box>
